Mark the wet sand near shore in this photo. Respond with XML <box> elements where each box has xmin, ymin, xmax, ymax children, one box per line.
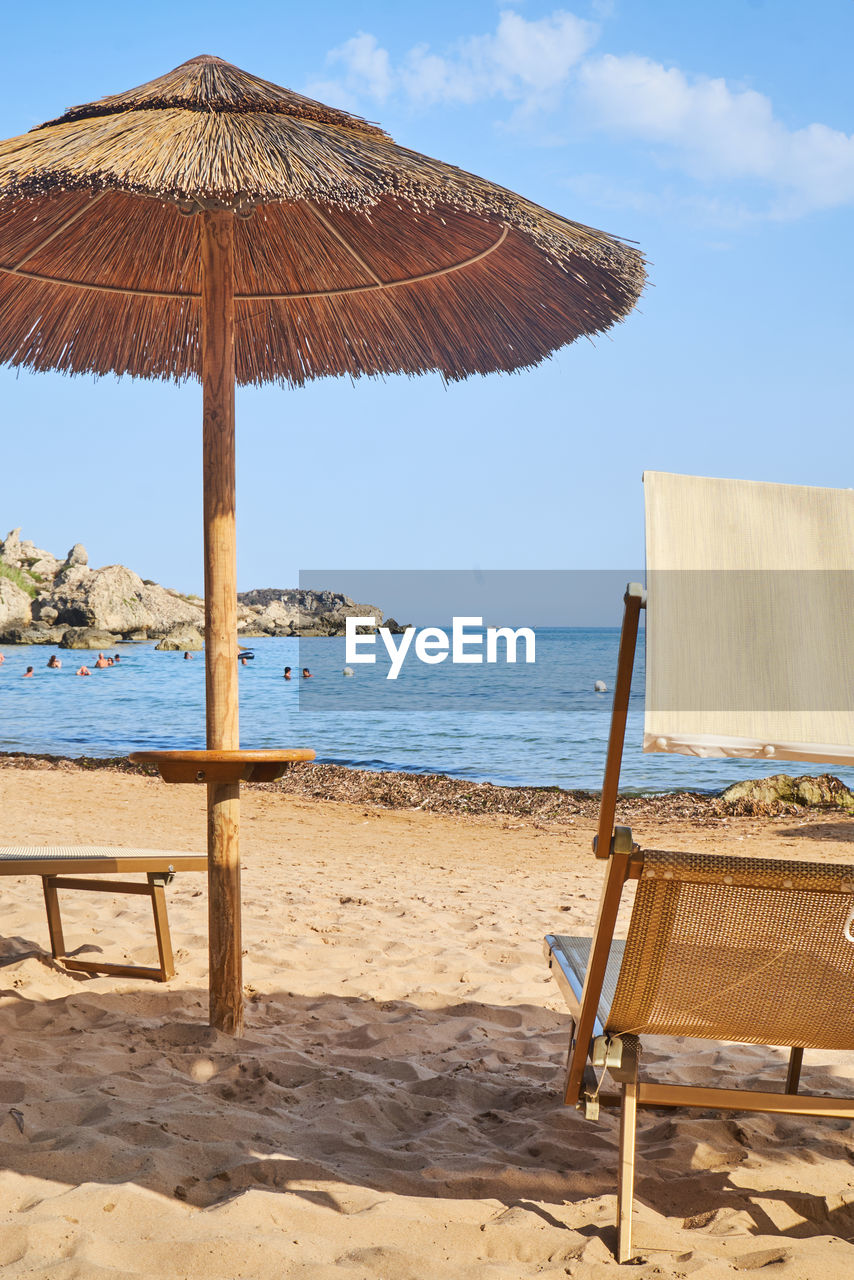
<box><xmin>0</xmin><ymin>758</ymin><xmax>853</xmax><ymax>1278</ymax></box>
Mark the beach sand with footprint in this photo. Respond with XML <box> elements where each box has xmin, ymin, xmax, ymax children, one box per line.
<box><xmin>0</xmin><ymin>762</ymin><xmax>853</xmax><ymax>1278</ymax></box>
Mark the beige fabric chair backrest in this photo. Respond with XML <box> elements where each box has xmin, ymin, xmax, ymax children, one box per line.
<box><xmin>643</xmin><ymin>471</ymin><xmax>854</xmax><ymax>766</ymax></box>
<box><xmin>606</xmin><ymin>849</ymin><xmax>854</xmax><ymax>1050</ymax></box>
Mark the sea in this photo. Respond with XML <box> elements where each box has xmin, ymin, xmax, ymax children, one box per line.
<box><xmin>1</xmin><ymin>629</ymin><xmax>851</xmax><ymax>795</ymax></box>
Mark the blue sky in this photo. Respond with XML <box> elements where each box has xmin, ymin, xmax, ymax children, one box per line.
<box><xmin>0</xmin><ymin>2</ymin><xmax>851</xmax><ymax>593</ymax></box>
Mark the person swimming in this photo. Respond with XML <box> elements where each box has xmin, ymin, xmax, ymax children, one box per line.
<box><xmin>47</xmin><ymin>655</ymin><xmax>61</xmax><ymax>669</ymax></box>
<box><xmin>76</xmin><ymin>665</ymin><xmax>91</xmax><ymax>676</ymax></box>
<box><xmin>23</xmin><ymin>666</ymin><xmax>34</xmax><ymax>678</ymax></box>
<box><xmin>284</xmin><ymin>666</ymin><xmax>292</xmax><ymax>680</ymax></box>
<box><xmin>183</xmin><ymin>651</ymin><xmax>193</xmax><ymax>660</ymax></box>
<box><xmin>302</xmin><ymin>668</ymin><xmax>313</xmax><ymax>678</ymax></box>
<box><xmin>94</xmin><ymin>652</ymin><xmax>109</xmax><ymax>669</ymax></box>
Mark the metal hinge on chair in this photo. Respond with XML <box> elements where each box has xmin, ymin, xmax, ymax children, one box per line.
<box><xmin>580</xmin><ymin>1036</ymin><xmax>640</xmax><ymax>1119</ymax></box>
<box><xmin>592</xmin><ymin>826</ymin><xmax>636</xmax><ymax>857</ymax></box>
<box><xmin>596</xmin><ymin>1033</ymin><xmax>640</xmax><ymax>1084</ymax></box>
<box><xmin>593</xmin><ymin>1035</ymin><xmax>624</xmax><ymax>1071</ymax></box>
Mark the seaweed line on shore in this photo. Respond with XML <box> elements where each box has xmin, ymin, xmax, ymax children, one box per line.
<box><xmin>2</xmin><ymin>751</ymin><xmax>852</xmax><ymax>827</ymax></box>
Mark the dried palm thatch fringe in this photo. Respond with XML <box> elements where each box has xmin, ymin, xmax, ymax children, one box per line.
<box><xmin>0</xmin><ymin>55</ymin><xmax>646</xmax><ymax>385</ymax></box>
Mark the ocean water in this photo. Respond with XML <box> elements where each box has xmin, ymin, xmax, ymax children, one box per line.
<box><xmin>1</xmin><ymin>629</ymin><xmax>851</xmax><ymax>794</ymax></box>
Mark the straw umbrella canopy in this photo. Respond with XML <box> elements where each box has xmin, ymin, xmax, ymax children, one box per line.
<box><xmin>0</xmin><ymin>55</ymin><xmax>645</xmax><ymax>1034</ymax></box>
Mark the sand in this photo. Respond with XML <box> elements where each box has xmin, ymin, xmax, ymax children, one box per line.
<box><xmin>0</xmin><ymin>762</ymin><xmax>853</xmax><ymax>1278</ymax></box>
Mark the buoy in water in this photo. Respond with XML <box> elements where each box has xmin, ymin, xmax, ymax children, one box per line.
<box><xmin>343</xmin><ymin>667</ymin><xmax>354</xmax><ymax>677</ymax></box>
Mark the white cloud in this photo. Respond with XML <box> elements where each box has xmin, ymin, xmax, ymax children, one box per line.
<box><xmin>328</xmin><ymin>33</ymin><xmax>393</xmax><ymax>102</ymax></box>
<box><xmin>308</xmin><ymin>10</ymin><xmax>854</xmax><ymax>220</ymax></box>
<box><xmin>578</xmin><ymin>53</ymin><xmax>854</xmax><ymax>214</ymax></box>
<box><xmin>315</xmin><ymin>10</ymin><xmax>597</xmax><ymax>111</ymax></box>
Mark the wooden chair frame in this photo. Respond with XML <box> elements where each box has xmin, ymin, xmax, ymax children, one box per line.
<box><xmin>0</xmin><ymin>850</ymin><xmax>206</xmax><ymax>983</ymax></box>
<box><xmin>43</xmin><ymin>871</ymin><xmax>177</xmax><ymax>982</ymax></box>
<box><xmin>545</xmin><ymin>585</ymin><xmax>854</xmax><ymax>1263</ymax></box>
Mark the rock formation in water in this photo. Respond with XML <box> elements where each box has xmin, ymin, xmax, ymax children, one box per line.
<box><xmin>719</xmin><ymin>773</ymin><xmax>854</xmax><ymax>815</ymax></box>
<box><xmin>154</xmin><ymin>623</ymin><xmax>205</xmax><ymax>651</ymax></box>
<box><xmin>0</xmin><ymin>528</ymin><xmax>390</xmax><ymax>648</ymax></box>
<box><xmin>237</xmin><ymin>588</ymin><xmax>384</xmax><ymax>638</ymax></box>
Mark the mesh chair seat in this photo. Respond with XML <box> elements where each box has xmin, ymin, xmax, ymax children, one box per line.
<box><xmin>607</xmin><ymin>850</ymin><xmax>854</xmax><ymax>1050</ymax></box>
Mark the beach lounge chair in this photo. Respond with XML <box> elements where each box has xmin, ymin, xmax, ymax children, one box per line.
<box><xmin>544</xmin><ymin>471</ymin><xmax>854</xmax><ymax>1262</ymax></box>
<box><xmin>0</xmin><ymin>846</ymin><xmax>206</xmax><ymax>981</ymax></box>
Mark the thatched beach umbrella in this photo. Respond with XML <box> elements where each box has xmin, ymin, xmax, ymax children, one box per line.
<box><xmin>0</xmin><ymin>56</ymin><xmax>644</xmax><ymax>1035</ymax></box>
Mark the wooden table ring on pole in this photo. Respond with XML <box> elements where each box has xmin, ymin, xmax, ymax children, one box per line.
<box><xmin>130</xmin><ymin>749</ymin><xmax>316</xmax><ymax>785</ymax></box>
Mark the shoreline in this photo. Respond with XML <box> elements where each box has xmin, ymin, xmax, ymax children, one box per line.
<box><xmin>1</xmin><ymin>749</ymin><xmax>850</xmax><ymax>828</ymax></box>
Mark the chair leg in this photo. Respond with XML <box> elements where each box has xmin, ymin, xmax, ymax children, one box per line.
<box><xmin>40</xmin><ymin>874</ymin><xmax>176</xmax><ymax>981</ymax></box>
<box><xmin>786</xmin><ymin>1047</ymin><xmax>804</xmax><ymax>1094</ymax></box>
<box><xmin>42</xmin><ymin>876</ymin><xmax>67</xmax><ymax>959</ymax></box>
<box><xmin>148</xmin><ymin>873</ymin><xmax>175</xmax><ymax>980</ymax></box>
<box><xmin>616</xmin><ymin>1069</ymin><xmax>639</xmax><ymax>1263</ymax></box>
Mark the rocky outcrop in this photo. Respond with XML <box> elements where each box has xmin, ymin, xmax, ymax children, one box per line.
<box><xmin>1</xmin><ymin>624</ymin><xmax>66</xmax><ymax>645</ymax></box>
<box><xmin>64</xmin><ymin>542</ymin><xmax>88</xmax><ymax>568</ymax></box>
<box><xmin>237</xmin><ymin>588</ymin><xmax>383</xmax><ymax>637</ymax></box>
<box><xmin>719</xmin><ymin>773</ymin><xmax>854</xmax><ymax>816</ymax></box>
<box><xmin>155</xmin><ymin>624</ymin><xmax>204</xmax><ymax>651</ymax></box>
<box><xmin>1</xmin><ymin>529</ymin><xmax>396</xmax><ymax>646</ymax></box>
<box><xmin>2</xmin><ymin>529</ymin><xmax>204</xmax><ymax>643</ymax></box>
<box><xmin>0</xmin><ymin>577</ymin><xmax>33</xmax><ymax>632</ymax></box>
<box><xmin>59</xmin><ymin>627</ymin><xmax>120</xmax><ymax>650</ymax></box>
<box><xmin>0</xmin><ymin>528</ymin><xmax>60</xmax><ymax>583</ymax></box>
<box><xmin>241</xmin><ymin>598</ymin><xmax>299</xmax><ymax>637</ymax></box>
<box><xmin>44</xmin><ymin>563</ymin><xmax>204</xmax><ymax>637</ymax></box>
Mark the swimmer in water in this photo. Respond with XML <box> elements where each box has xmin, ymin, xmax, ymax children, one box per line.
<box><xmin>23</xmin><ymin>666</ymin><xmax>34</xmax><ymax>678</ymax></box>
<box><xmin>76</xmin><ymin>665</ymin><xmax>91</xmax><ymax>676</ymax></box>
<box><xmin>184</xmin><ymin>651</ymin><xmax>193</xmax><ymax>660</ymax></box>
<box><xmin>94</xmin><ymin>652</ymin><xmax>109</xmax><ymax>669</ymax></box>
<box><xmin>284</xmin><ymin>666</ymin><xmax>292</xmax><ymax>680</ymax></box>
<box><xmin>47</xmin><ymin>654</ymin><xmax>61</xmax><ymax>669</ymax></box>
<box><xmin>302</xmin><ymin>668</ymin><xmax>313</xmax><ymax>678</ymax></box>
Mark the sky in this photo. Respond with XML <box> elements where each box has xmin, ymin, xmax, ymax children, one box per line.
<box><xmin>0</xmin><ymin>1</ymin><xmax>851</xmax><ymax>595</ymax></box>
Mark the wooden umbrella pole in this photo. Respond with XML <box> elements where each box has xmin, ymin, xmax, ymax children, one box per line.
<box><xmin>200</xmin><ymin>209</ymin><xmax>243</xmax><ymax>1036</ymax></box>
